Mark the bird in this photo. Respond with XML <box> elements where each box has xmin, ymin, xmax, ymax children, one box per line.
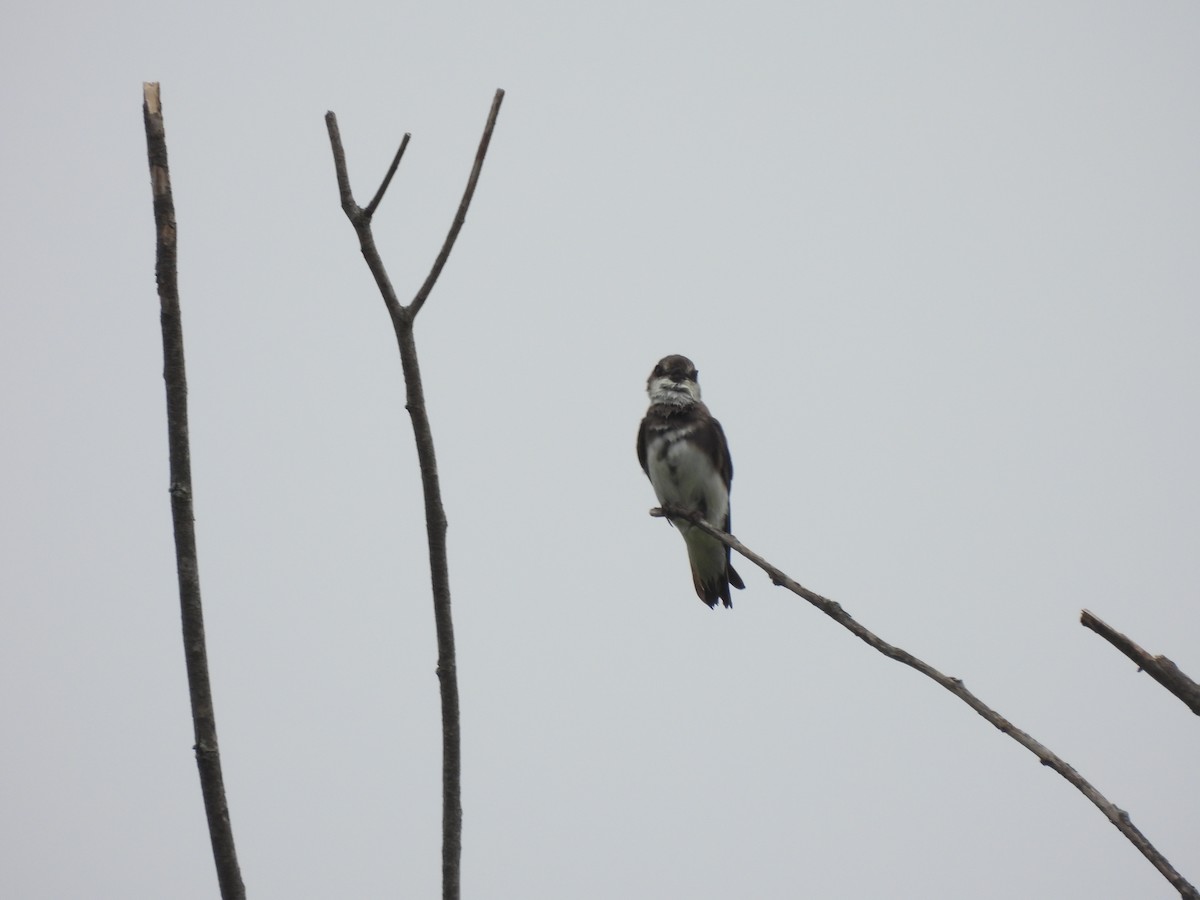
<box><xmin>637</xmin><ymin>354</ymin><xmax>745</xmax><ymax>608</ymax></box>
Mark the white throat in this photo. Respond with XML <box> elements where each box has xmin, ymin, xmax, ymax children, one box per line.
<box><xmin>648</xmin><ymin>375</ymin><xmax>701</xmax><ymax>407</ymax></box>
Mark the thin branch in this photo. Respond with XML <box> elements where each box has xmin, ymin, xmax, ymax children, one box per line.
<box><xmin>325</xmin><ymin>90</ymin><xmax>505</xmax><ymax>900</ymax></box>
<box><xmin>325</xmin><ymin>112</ymin><xmax>359</xmax><ymax>222</ymax></box>
<box><xmin>365</xmin><ymin>133</ymin><xmax>411</xmax><ymax>219</ymax></box>
<box><xmin>142</xmin><ymin>82</ymin><xmax>246</xmax><ymax>900</ymax></box>
<box><xmin>651</xmin><ymin>504</ymin><xmax>1199</xmax><ymax>900</ymax></box>
<box><xmin>324</xmin><ymin>111</ymin><xmax>406</xmax><ymax>322</ymax></box>
<box><xmin>1081</xmin><ymin>610</ymin><xmax>1200</xmax><ymax>716</ymax></box>
<box><xmin>410</xmin><ymin>88</ymin><xmax>505</xmax><ymax>316</ymax></box>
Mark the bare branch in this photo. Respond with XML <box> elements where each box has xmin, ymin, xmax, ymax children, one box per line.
<box><xmin>365</xmin><ymin>133</ymin><xmax>412</xmax><ymax>219</ymax></box>
<box><xmin>325</xmin><ymin>90</ymin><xmax>504</xmax><ymax>900</ymax></box>
<box><xmin>142</xmin><ymin>82</ymin><xmax>246</xmax><ymax>900</ymax></box>
<box><xmin>324</xmin><ymin>111</ymin><xmax>360</xmax><ymax>222</ymax></box>
<box><xmin>1081</xmin><ymin>610</ymin><xmax>1200</xmax><ymax>716</ymax></box>
<box><xmin>410</xmin><ymin>88</ymin><xmax>505</xmax><ymax>316</ymax></box>
<box><xmin>324</xmin><ymin>111</ymin><xmax>407</xmax><ymax>322</ymax></box>
<box><xmin>651</xmin><ymin>504</ymin><xmax>1199</xmax><ymax>900</ymax></box>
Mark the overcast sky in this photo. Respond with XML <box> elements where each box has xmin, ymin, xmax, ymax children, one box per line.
<box><xmin>2</xmin><ymin>2</ymin><xmax>1198</xmax><ymax>898</ymax></box>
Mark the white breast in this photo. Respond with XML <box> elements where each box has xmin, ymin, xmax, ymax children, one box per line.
<box><xmin>645</xmin><ymin>430</ymin><xmax>729</xmax><ymax>526</ymax></box>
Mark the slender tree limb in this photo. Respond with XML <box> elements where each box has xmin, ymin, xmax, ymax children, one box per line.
<box><xmin>651</xmin><ymin>504</ymin><xmax>1199</xmax><ymax>900</ymax></box>
<box><xmin>365</xmin><ymin>133</ymin><xmax>411</xmax><ymax>220</ymax></box>
<box><xmin>1081</xmin><ymin>610</ymin><xmax>1200</xmax><ymax>716</ymax></box>
<box><xmin>324</xmin><ymin>89</ymin><xmax>504</xmax><ymax>900</ymax></box>
<box><xmin>324</xmin><ymin>113</ymin><xmax>407</xmax><ymax>322</ymax></box>
<box><xmin>410</xmin><ymin>89</ymin><xmax>505</xmax><ymax>316</ymax></box>
<box><xmin>142</xmin><ymin>82</ymin><xmax>246</xmax><ymax>900</ymax></box>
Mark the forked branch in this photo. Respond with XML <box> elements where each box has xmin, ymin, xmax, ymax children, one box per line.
<box><xmin>651</xmin><ymin>504</ymin><xmax>1198</xmax><ymax>900</ymax></box>
<box><xmin>325</xmin><ymin>89</ymin><xmax>505</xmax><ymax>900</ymax></box>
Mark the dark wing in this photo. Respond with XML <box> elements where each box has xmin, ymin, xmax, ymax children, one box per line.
<box><xmin>710</xmin><ymin>415</ymin><xmax>734</xmax><ymax>490</ymax></box>
<box><xmin>636</xmin><ymin>415</ymin><xmax>650</xmax><ymax>477</ymax></box>
<box><xmin>709</xmin><ymin>414</ymin><xmax>745</xmax><ymax>594</ymax></box>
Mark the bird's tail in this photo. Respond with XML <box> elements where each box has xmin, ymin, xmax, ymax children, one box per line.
<box><xmin>685</xmin><ymin>530</ymin><xmax>745</xmax><ymax>609</ymax></box>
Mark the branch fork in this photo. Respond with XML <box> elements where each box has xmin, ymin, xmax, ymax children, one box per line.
<box><xmin>326</xmin><ymin>89</ymin><xmax>504</xmax><ymax>900</ymax></box>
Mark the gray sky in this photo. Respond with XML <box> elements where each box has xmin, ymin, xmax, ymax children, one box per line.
<box><xmin>2</xmin><ymin>2</ymin><xmax>1198</xmax><ymax>898</ymax></box>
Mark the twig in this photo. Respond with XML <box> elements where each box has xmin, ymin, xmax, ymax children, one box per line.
<box><xmin>324</xmin><ymin>114</ymin><xmax>406</xmax><ymax>321</ymax></box>
<box><xmin>142</xmin><ymin>82</ymin><xmax>246</xmax><ymax>900</ymax></box>
<box><xmin>651</xmin><ymin>504</ymin><xmax>1199</xmax><ymax>900</ymax></box>
<box><xmin>410</xmin><ymin>90</ymin><xmax>504</xmax><ymax>316</ymax></box>
<box><xmin>365</xmin><ymin>133</ymin><xmax>411</xmax><ymax>219</ymax></box>
<box><xmin>1081</xmin><ymin>610</ymin><xmax>1200</xmax><ymax>716</ymax></box>
<box><xmin>325</xmin><ymin>88</ymin><xmax>505</xmax><ymax>900</ymax></box>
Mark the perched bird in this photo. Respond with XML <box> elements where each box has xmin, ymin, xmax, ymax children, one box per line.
<box><xmin>637</xmin><ymin>355</ymin><xmax>745</xmax><ymax>608</ymax></box>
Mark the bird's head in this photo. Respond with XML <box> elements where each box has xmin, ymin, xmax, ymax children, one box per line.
<box><xmin>646</xmin><ymin>354</ymin><xmax>701</xmax><ymax>406</ymax></box>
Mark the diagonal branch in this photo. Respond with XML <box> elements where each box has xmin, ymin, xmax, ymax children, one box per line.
<box><xmin>410</xmin><ymin>88</ymin><xmax>504</xmax><ymax>316</ymax></box>
<box><xmin>1081</xmin><ymin>610</ymin><xmax>1200</xmax><ymax>716</ymax></box>
<box><xmin>142</xmin><ymin>82</ymin><xmax>246</xmax><ymax>900</ymax></box>
<box><xmin>365</xmin><ymin>133</ymin><xmax>411</xmax><ymax>219</ymax></box>
<box><xmin>325</xmin><ymin>90</ymin><xmax>505</xmax><ymax>900</ymax></box>
<box><xmin>651</xmin><ymin>504</ymin><xmax>1199</xmax><ymax>900</ymax></box>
